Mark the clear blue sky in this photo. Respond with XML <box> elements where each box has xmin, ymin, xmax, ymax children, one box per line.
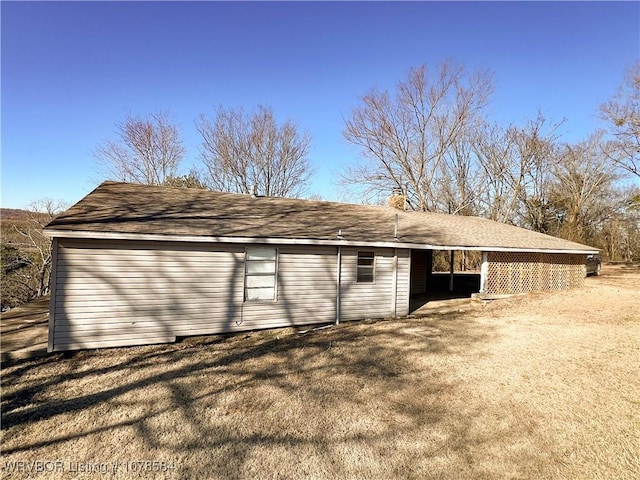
<box><xmin>2</xmin><ymin>1</ymin><xmax>639</xmax><ymax>209</ymax></box>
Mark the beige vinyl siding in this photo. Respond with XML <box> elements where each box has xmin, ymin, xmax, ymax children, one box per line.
<box><xmin>51</xmin><ymin>240</ymin><xmax>412</xmax><ymax>351</ymax></box>
<box><xmin>52</xmin><ymin>240</ymin><xmax>246</xmax><ymax>351</ymax></box>
<box><xmin>339</xmin><ymin>247</ymin><xmax>397</xmax><ymax>321</ymax></box>
<box><xmin>240</xmin><ymin>246</ymin><xmax>337</xmax><ymax>328</ymax></box>
<box><xmin>51</xmin><ymin>241</ymin><xmax>340</xmax><ymax>351</ymax></box>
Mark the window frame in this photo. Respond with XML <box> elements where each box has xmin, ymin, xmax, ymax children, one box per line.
<box><xmin>356</xmin><ymin>250</ymin><xmax>376</xmax><ymax>284</ymax></box>
<box><xmin>244</xmin><ymin>246</ymin><xmax>278</xmax><ymax>302</ymax></box>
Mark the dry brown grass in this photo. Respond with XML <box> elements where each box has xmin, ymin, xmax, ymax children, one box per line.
<box><xmin>1</xmin><ymin>265</ymin><xmax>639</xmax><ymax>479</ymax></box>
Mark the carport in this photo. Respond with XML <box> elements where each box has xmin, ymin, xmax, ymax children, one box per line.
<box><xmin>409</xmin><ymin>249</ymin><xmax>482</xmax><ymax>312</ymax></box>
<box><xmin>408</xmin><ymin>246</ymin><xmax>588</xmax><ymax>313</ymax></box>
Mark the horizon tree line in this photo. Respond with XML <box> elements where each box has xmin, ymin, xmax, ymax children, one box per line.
<box><xmin>92</xmin><ymin>59</ymin><xmax>639</xmax><ymax>257</ymax></box>
<box><xmin>2</xmin><ymin>60</ymin><xmax>638</xmax><ymax>308</ymax></box>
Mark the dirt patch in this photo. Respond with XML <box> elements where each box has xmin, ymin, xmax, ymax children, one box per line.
<box><xmin>1</xmin><ymin>265</ymin><xmax>638</xmax><ymax>479</ymax></box>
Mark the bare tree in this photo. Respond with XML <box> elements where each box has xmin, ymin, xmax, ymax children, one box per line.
<box><xmin>197</xmin><ymin>105</ymin><xmax>312</xmax><ymax>197</ymax></box>
<box><xmin>342</xmin><ymin>61</ymin><xmax>494</xmax><ymax>211</ymax></box>
<box><xmin>94</xmin><ymin>111</ymin><xmax>186</xmax><ymax>185</ymax></box>
<box><xmin>600</xmin><ymin>62</ymin><xmax>640</xmax><ymax>178</ymax></box>
<box><xmin>599</xmin><ymin>205</ymin><xmax>640</xmax><ymax>262</ymax></box>
<box><xmin>437</xmin><ymin>131</ymin><xmax>486</xmax><ymax>215</ymax></box>
<box><xmin>550</xmin><ymin>132</ymin><xmax>620</xmax><ymax>244</ymax></box>
<box><xmin>471</xmin><ymin>122</ymin><xmax>521</xmax><ymax>223</ymax></box>
<box><xmin>614</xmin><ymin>188</ymin><xmax>640</xmax><ymax>261</ymax></box>
<box><xmin>163</xmin><ymin>171</ymin><xmax>208</xmax><ymax>190</ymax></box>
<box><xmin>1</xmin><ymin>199</ymin><xmax>68</xmax><ymax>307</ymax></box>
<box><xmin>508</xmin><ymin>115</ymin><xmax>563</xmax><ymax>233</ymax></box>
<box><xmin>474</xmin><ymin>114</ymin><xmax>563</xmax><ymax>232</ymax></box>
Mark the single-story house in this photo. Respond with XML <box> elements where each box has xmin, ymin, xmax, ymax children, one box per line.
<box><xmin>43</xmin><ymin>181</ymin><xmax>598</xmax><ymax>352</ymax></box>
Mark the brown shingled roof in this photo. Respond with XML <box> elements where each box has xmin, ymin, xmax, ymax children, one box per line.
<box><xmin>45</xmin><ymin>181</ymin><xmax>597</xmax><ymax>253</ymax></box>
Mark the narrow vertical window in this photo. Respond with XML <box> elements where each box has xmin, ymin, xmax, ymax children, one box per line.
<box><xmin>245</xmin><ymin>247</ymin><xmax>277</xmax><ymax>301</ymax></box>
<box><xmin>357</xmin><ymin>251</ymin><xmax>375</xmax><ymax>283</ymax></box>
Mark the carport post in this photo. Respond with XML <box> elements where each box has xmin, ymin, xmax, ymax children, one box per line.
<box><xmin>449</xmin><ymin>250</ymin><xmax>454</xmax><ymax>292</ymax></box>
<box><xmin>480</xmin><ymin>252</ymin><xmax>489</xmax><ymax>294</ymax></box>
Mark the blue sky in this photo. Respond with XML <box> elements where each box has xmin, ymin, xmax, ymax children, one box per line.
<box><xmin>2</xmin><ymin>1</ymin><xmax>639</xmax><ymax>208</ymax></box>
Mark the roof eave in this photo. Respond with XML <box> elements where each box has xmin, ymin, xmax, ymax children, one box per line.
<box><xmin>43</xmin><ymin>228</ymin><xmax>599</xmax><ymax>255</ymax></box>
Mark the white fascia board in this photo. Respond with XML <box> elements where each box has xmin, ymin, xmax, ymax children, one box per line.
<box><xmin>43</xmin><ymin>229</ymin><xmax>599</xmax><ymax>255</ymax></box>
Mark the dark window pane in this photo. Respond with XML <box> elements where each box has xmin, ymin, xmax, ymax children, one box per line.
<box><xmin>357</xmin><ymin>252</ymin><xmax>375</xmax><ymax>283</ymax></box>
<box><xmin>357</xmin><ymin>268</ymin><xmax>374</xmax><ymax>283</ymax></box>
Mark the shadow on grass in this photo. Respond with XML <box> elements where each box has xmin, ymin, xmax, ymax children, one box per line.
<box><xmin>0</xmin><ymin>314</ymin><xmax>532</xmax><ymax>478</ymax></box>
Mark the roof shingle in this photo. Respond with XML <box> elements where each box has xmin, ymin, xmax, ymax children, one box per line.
<box><xmin>45</xmin><ymin>181</ymin><xmax>597</xmax><ymax>253</ymax></box>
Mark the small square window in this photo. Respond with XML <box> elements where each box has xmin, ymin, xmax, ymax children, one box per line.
<box><xmin>357</xmin><ymin>251</ymin><xmax>375</xmax><ymax>283</ymax></box>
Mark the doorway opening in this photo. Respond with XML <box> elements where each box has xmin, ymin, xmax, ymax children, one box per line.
<box><xmin>409</xmin><ymin>249</ymin><xmax>481</xmax><ymax>313</ymax></box>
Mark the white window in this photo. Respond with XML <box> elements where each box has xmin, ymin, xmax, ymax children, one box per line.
<box><xmin>245</xmin><ymin>247</ymin><xmax>277</xmax><ymax>301</ymax></box>
<box><xmin>357</xmin><ymin>251</ymin><xmax>375</xmax><ymax>283</ymax></box>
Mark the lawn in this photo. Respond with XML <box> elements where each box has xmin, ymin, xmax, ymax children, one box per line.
<box><xmin>1</xmin><ymin>265</ymin><xmax>639</xmax><ymax>479</ymax></box>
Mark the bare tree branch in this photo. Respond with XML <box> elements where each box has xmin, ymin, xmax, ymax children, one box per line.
<box><xmin>94</xmin><ymin>111</ymin><xmax>186</xmax><ymax>185</ymax></box>
<box><xmin>342</xmin><ymin>61</ymin><xmax>494</xmax><ymax>212</ymax></box>
<box><xmin>550</xmin><ymin>132</ymin><xmax>622</xmax><ymax>244</ymax></box>
<box><xmin>600</xmin><ymin>62</ymin><xmax>640</xmax><ymax>178</ymax></box>
<box><xmin>2</xmin><ymin>199</ymin><xmax>68</xmax><ymax>307</ymax></box>
<box><xmin>197</xmin><ymin>105</ymin><xmax>312</xmax><ymax>198</ymax></box>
